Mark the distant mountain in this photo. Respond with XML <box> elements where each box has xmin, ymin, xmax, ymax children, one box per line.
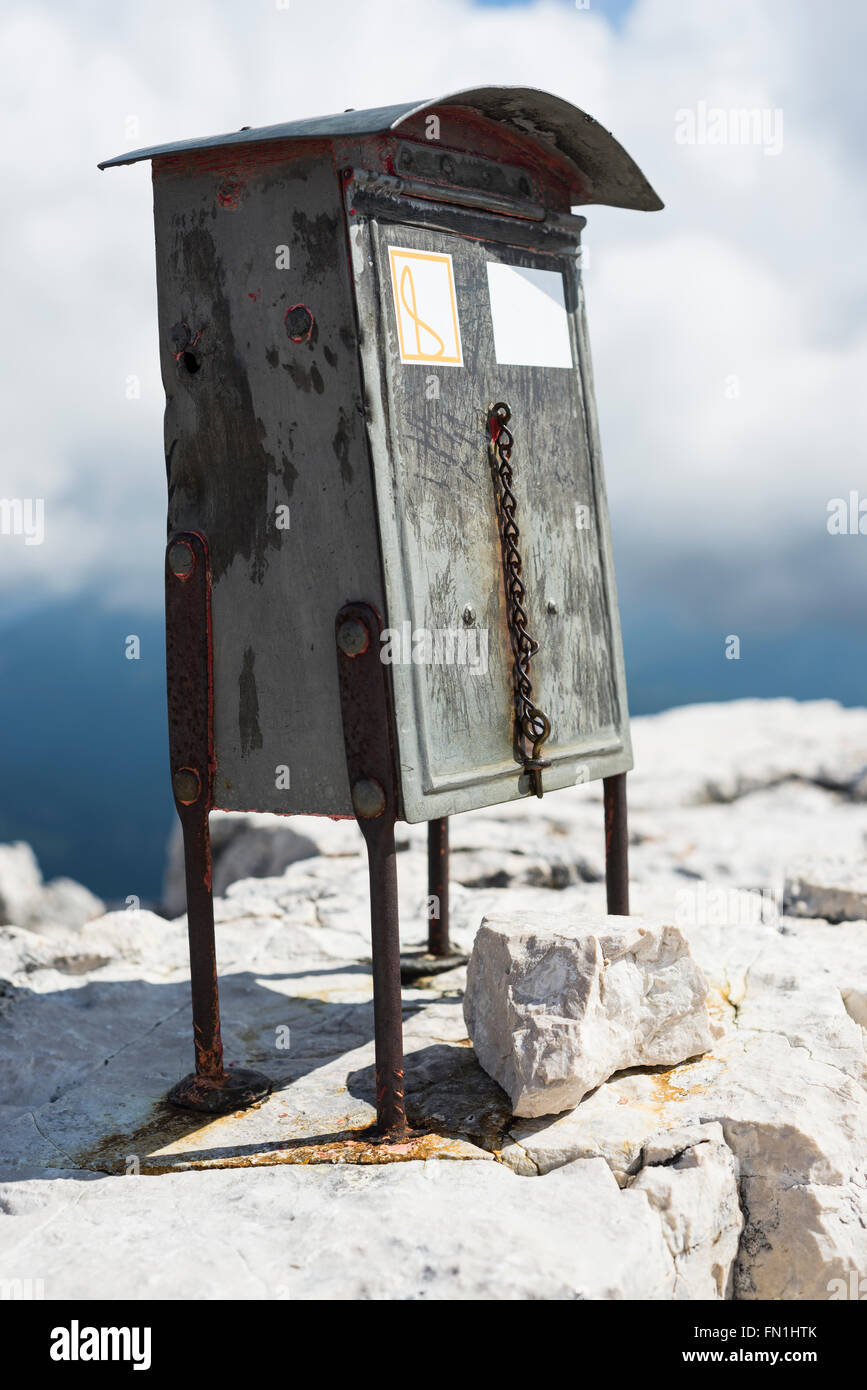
<box><xmin>0</xmin><ymin>598</ymin><xmax>172</xmax><ymax>905</ymax></box>
<box><xmin>0</xmin><ymin>594</ymin><xmax>863</xmax><ymax>902</ymax></box>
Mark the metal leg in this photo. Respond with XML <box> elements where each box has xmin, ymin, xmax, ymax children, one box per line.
<box><xmin>401</xmin><ymin>815</ymin><xmax>465</xmax><ymax>981</ymax></box>
<box><xmin>363</xmin><ymin>807</ymin><xmax>406</xmax><ymax>1137</ymax></box>
<box><xmin>336</xmin><ymin>601</ymin><xmax>407</xmax><ymax>1139</ymax></box>
<box><xmin>427</xmin><ymin>816</ymin><xmax>450</xmax><ymax>956</ymax></box>
<box><xmin>165</xmin><ymin>531</ymin><xmax>271</xmax><ymax>1113</ymax></box>
<box><xmin>178</xmin><ymin>797</ymin><xmax>223</xmax><ymax>1084</ymax></box>
<box><xmin>603</xmin><ymin>771</ymin><xmax>629</xmax><ymax>916</ymax></box>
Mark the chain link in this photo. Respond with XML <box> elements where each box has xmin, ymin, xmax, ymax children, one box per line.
<box><xmin>487</xmin><ymin>401</ymin><xmax>552</xmax><ymax>797</ymax></box>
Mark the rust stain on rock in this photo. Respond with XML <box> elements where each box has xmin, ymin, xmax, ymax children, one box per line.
<box><xmin>70</xmin><ymin>1099</ymin><xmax>492</xmax><ymax>1176</ymax></box>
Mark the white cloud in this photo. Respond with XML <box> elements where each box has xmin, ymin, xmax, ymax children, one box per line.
<box><xmin>0</xmin><ymin>0</ymin><xmax>864</xmax><ymax>618</ymax></box>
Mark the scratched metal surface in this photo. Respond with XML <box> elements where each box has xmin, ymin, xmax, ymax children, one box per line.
<box><xmin>100</xmin><ymin>86</ymin><xmax>663</xmax><ymax>213</ymax></box>
<box><xmin>153</xmin><ymin>145</ymin><xmax>633</xmax><ymax>823</ymax></box>
<box><xmin>351</xmin><ymin>201</ymin><xmax>632</xmax><ymax>822</ymax></box>
<box><xmin>154</xmin><ymin>155</ymin><xmax>384</xmax><ymax>817</ymax></box>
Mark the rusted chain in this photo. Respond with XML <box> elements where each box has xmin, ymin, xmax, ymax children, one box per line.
<box><xmin>488</xmin><ymin>401</ymin><xmax>552</xmax><ymax>797</ymax></box>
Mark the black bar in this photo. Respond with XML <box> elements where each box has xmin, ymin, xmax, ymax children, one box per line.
<box><xmin>180</xmin><ymin>804</ymin><xmax>223</xmax><ymax>1080</ymax></box>
<box><xmin>335</xmin><ymin>601</ymin><xmax>408</xmax><ymax>1138</ymax></box>
<box><xmin>603</xmin><ymin>772</ymin><xmax>629</xmax><ymax>915</ymax></box>
<box><xmin>427</xmin><ymin>816</ymin><xmax>450</xmax><ymax>955</ymax></box>
<box><xmin>365</xmin><ymin>812</ymin><xmax>407</xmax><ymax>1136</ymax></box>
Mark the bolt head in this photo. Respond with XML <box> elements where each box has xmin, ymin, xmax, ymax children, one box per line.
<box><xmin>462</xmin><ymin>605</ymin><xmax>476</xmax><ymax>626</ymax></box>
<box><xmin>352</xmin><ymin>778</ymin><xmax>386</xmax><ymax>820</ymax></box>
<box><xmin>336</xmin><ymin>617</ymin><xmax>369</xmax><ymax>657</ymax></box>
<box><xmin>173</xmin><ymin>767</ymin><xmax>201</xmax><ymax>805</ymax></box>
<box><xmin>168</xmin><ymin>541</ymin><xmax>195</xmax><ymax>578</ymax></box>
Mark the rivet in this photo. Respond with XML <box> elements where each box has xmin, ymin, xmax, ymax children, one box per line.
<box><xmin>168</xmin><ymin>541</ymin><xmax>195</xmax><ymax>579</ymax></box>
<box><xmin>546</xmin><ymin>600</ymin><xmax>558</xmax><ymax>615</ymax></box>
<box><xmin>462</xmin><ymin>605</ymin><xmax>476</xmax><ymax>626</ymax></box>
<box><xmin>336</xmin><ymin>617</ymin><xmax>369</xmax><ymax>657</ymax></box>
<box><xmin>173</xmin><ymin>767</ymin><xmax>201</xmax><ymax>805</ymax></box>
<box><xmin>352</xmin><ymin>778</ymin><xmax>386</xmax><ymax>820</ymax></box>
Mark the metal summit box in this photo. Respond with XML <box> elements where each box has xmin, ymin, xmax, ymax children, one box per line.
<box><xmin>101</xmin><ymin>87</ymin><xmax>662</xmax><ymax>1132</ymax></box>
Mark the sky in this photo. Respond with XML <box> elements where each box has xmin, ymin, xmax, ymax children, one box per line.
<box><xmin>1</xmin><ymin>0</ymin><xmax>865</xmax><ymax>897</ymax></box>
<box><xmin>2</xmin><ymin>0</ymin><xmax>866</xmax><ymax>621</ymax></box>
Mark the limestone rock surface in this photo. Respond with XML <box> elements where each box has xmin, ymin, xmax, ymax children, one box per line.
<box><xmin>2</xmin><ymin>699</ymin><xmax>866</xmax><ymax>1301</ymax></box>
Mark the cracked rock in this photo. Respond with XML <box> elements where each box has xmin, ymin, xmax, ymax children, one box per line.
<box><xmin>628</xmin><ymin>1123</ymin><xmax>743</xmax><ymax>1299</ymax></box>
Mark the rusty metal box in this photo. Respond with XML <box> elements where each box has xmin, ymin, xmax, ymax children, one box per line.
<box><xmin>102</xmin><ymin>87</ymin><xmax>661</xmax><ymax>827</ymax></box>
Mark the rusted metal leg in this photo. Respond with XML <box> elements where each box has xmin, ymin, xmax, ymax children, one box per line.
<box><xmin>603</xmin><ymin>771</ymin><xmax>629</xmax><ymax>916</ymax></box>
<box><xmin>363</xmin><ymin>807</ymin><xmax>406</xmax><ymax>1137</ymax></box>
<box><xmin>401</xmin><ymin>814</ymin><xmax>465</xmax><ymax>981</ymax></box>
<box><xmin>165</xmin><ymin>532</ymin><xmax>271</xmax><ymax>1113</ymax></box>
<box><xmin>177</xmin><ymin>794</ymin><xmax>222</xmax><ymax>1084</ymax></box>
<box><xmin>336</xmin><ymin>601</ymin><xmax>407</xmax><ymax>1139</ymax></box>
<box><xmin>427</xmin><ymin>816</ymin><xmax>450</xmax><ymax>956</ymax></box>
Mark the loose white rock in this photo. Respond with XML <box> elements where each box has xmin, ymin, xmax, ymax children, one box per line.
<box><xmin>463</xmin><ymin>912</ymin><xmax>713</xmax><ymax>1117</ymax></box>
<box><xmin>36</xmin><ymin>877</ymin><xmax>105</xmax><ymax>930</ymax></box>
<box><xmin>783</xmin><ymin>858</ymin><xmax>867</xmax><ymax>923</ymax></box>
<box><xmin>0</xmin><ymin>843</ymin><xmax>44</xmax><ymax>926</ymax></box>
<box><xmin>0</xmin><ymin>843</ymin><xmax>104</xmax><ymax>930</ymax></box>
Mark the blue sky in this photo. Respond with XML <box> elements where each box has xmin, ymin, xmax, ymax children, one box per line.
<box><xmin>475</xmin><ymin>0</ymin><xmax>635</xmax><ymax>23</ymax></box>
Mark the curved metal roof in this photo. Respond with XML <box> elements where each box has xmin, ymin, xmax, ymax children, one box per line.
<box><xmin>98</xmin><ymin>86</ymin><xmax>662</xmax><ymax>212</ymax></box>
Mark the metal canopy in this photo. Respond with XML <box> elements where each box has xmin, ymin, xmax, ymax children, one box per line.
<box><xmin>98</xmin><ymin>85</ymin><xmax>662</xmax><ymax>211</ymax></box>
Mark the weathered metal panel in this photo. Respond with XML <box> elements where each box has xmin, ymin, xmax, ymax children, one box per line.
<box><xmin>145</xmin><ymin>108</ymin><xmax>637</xmax><ymax>825</ymax></box>
<box><xmin>349</xmin><ymin>191</ymin><xmax>632</xmax><ymax>822</ymax></box>
<box><xmin>100</xmin><ymin>86</ymin><xmax>663</xmax><ymax>213</ymax></box>
<box><xmin>153</xmin><ymin>152</ymin><xmax>383</xmax><ymax>817</ymax></box>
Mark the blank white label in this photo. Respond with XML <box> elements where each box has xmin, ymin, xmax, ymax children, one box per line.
<box><xmin>486</xmin><ymin>262</ymin><xmax>573</xmax><ymax>369</ymax></box>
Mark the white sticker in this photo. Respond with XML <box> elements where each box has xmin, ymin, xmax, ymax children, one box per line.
<box><xmin>388</xmin><ymin>246</ymin><xmax>463</xmax><ymax>366</ymax></box>
<box><xmin>486</xmin><ymin>262</ymin><xmax>573</xmax><ymax>369</ymax></box>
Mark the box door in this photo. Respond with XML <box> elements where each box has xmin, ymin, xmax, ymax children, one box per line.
<box><xmin>353</xmin><ymin>207</ymin><xmax>632</xmax><ymax>822</ymax></box>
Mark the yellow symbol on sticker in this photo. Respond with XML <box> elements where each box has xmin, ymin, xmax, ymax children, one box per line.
<box><xmin>388</xmin><ymin>247</ymin><xmax>463</xmax><ymax>366</ymax></box>
<box><xmin>399</xmin><ymin>265</ymin><xmax>446</xmax><ymax>360</ymax></box>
